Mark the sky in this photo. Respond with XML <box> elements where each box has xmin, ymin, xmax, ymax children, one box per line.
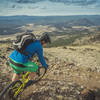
<box><xmin>0</xmin><ymin>0</ymin><xmax>100</xmax><ymax>16</ymax></box>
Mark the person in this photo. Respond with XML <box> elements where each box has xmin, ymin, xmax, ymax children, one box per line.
<box><xmin>9</xmin><ymin>33</ymin><xmax>51</xmax><ymax>83</ymax></box>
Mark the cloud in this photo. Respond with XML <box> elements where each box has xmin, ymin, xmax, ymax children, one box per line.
<box><xmin>0</xmin><ymin>0</ymin><xmax>100</xmax><ymax>16</ymax></box>
<box><xmin>15</xmin><ymin>0</ymin><xmax>42</xmax><ymax>3</ymax></box>
<box><xmin>12</xmin><ymin>5</ymin><xmax>16</xmax><ymax>8</ymax></box>
<box><xmin>14</xmin><ymin>0</ymin><xmax>98</xmax><ymax>5</ymax></box>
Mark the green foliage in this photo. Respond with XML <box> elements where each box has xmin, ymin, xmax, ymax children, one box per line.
<box><xmin>46</xmin><ymin>34</ymin><xmax>85</xmax><ymax>47</ymax></box>
<box><xmin>90</xmin><ymin>34</ymin><xmax>100</xmax><ymax>42</ymax></box>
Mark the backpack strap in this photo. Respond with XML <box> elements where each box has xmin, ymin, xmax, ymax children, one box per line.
<box><xmin>16</xmin><ymin>39</ymin><xmax>34</xmax><ymax>56</ymax></box>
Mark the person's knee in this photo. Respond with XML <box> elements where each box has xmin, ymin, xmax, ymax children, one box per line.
<box><xmin>12</xmin><ymin>73</ymin><xmax>19</xmax><ymax>81</ymax></box>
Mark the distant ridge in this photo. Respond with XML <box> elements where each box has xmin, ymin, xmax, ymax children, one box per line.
<box><xmin>0</xmin><ymin>15</ymin><xmax>100</xmax><ymax>35</ymax></box>
<box><xmin>0</xmin><ymin>15</ymin><xmax>100</xmax><ymax>25</ymax></box>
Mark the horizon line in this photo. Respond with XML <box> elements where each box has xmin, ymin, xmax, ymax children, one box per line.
<box><xmin>0</xmin><ymin>14</ymin><xmax>100</xmax><ymax>17</ymax></box>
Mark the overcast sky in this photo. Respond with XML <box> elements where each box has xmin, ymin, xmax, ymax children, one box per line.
<box><xmin>0</xmin><ymin>0</ymin><xmax>100</xmax><ymax>16</ymax></box>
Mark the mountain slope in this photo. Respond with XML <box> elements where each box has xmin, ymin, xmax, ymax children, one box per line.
<box><xmin>0</xmin><ymin>42</ymin><xmax>100</xmax><ymax>100</ymax></box>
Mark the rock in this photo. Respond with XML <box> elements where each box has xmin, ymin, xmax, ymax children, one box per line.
<box><xmin>81</xmin><ymin>85</ymin><xmax>84</xmax><ymax>89</ymax></box>
<box><xmin>56</xmin><ymin>95</ymin><xmax>63</xmax><ymax>100</ymax></box>
<box><xmin>63</xmin><ymin>46</ymin><xmax>67</xmax><ymax>49</ymax></box>
<box><xmin>81</xmin><ymin>89</ymin><xmax>96</xmax><ymax>100</ymax></box>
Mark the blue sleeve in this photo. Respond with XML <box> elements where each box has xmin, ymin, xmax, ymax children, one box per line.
<box><xmin>36</xmin><ymin>46</ymin><xmax>48</xmax><ymax>68</ymax></box>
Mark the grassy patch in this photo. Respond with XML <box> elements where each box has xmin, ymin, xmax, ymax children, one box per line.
<box><xmin>46</xmin><ymin>34</ymin><xmax>85</xmax><ymax>47</ymax></box>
